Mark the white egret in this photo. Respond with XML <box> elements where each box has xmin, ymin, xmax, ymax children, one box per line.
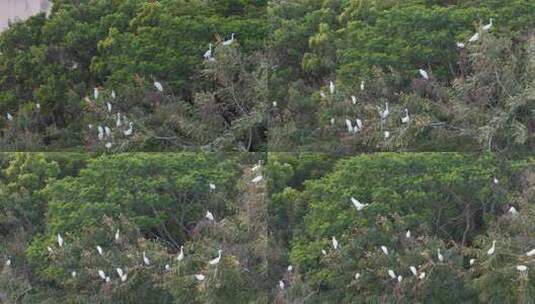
<box><xmin>355</xmin><ymin>119</ymin><xmax>363</xmax><ymax>131</ymax></box>
<box><xmin>105</xmin><ymin>277</ymin><xmax>111</xmax><ymax>283</ymax></box>
<box><xmin>165</xmin><ymin>264</ymin><xmax>170</xmax><ymax>270</ymax></box>
<box><xmin>111</xmin><ymin>90</ymin><xmax>116</xmax><ymax>99</ymax></box>
<box><xmin>88</xmin><ymin>124</ymin><xmax>93</xmax><ymax>129</ymax></box>
<box><xmin>105</xmin><ymin>142</ymin><xmax>112</xmax><ymax>149</ymax></box>
<box><xmin>381</xmin><ymin>246</ymin><xmax>389</xmax><ymax>256</ymax></box>
<box><xmin>384</xmin><ymin>131</ymin><xmax>390</xmax><ymax>139</ymax></box>
<box><xmin>104</xmin><ymin>126</ymin><xmax>112</xmax><ymax>138</ymax></box>
<box><xmin>468</xmin><ymin>32</ymin><xmax>480</xmax><ymax>43</ymax></box>
<box><xmin>143</xmin><ymin>251</ymin><xmax>150</xmax><ymax>265</ymax></box>
<box><xmin>97</xmin><ymin>126</ymin><xmax>104</xmax><ymax>141</ymax></box>
<box><xmin>116</xmin><ymin>268</ymin><xmax>124</xmax><ymax>278</ymax></box>
<box><xmin>350</xmin><ymin>197</ymin><xmax>369</xmax><ymax>211</ymax></box>
<box><xmin>115</xmin><ymin>229</ymin><xmax>120</xmax><ymax>241</ymax></box>
<box><xmin>418</xmin><ymin>272</ymin><xmax>426</xmax><ymax>280</ymax></box>
<box><xmin>456</xmin><ymin>42</ymin><xmax>465</xmax><ymax>48</ymax></box>
<box><xmin>287</xmin><ymin>265</ymin><xmax>293</xmax><ymax>272</ymax></box>
<box><xmin>36</xmin><ymin>103</ymin><xmax>41</xmax><ymax>110</ymax></box>
<box><xmin>195</xmin><ymin>274</ymin><xmax>205</xmax><ymax>281</ymax></box>
<box><xmin>71</xmin><ymin>271</ymin><xmax>77</xmax><ymax>278</ymax></box>
<box><xmin>222</xmin><ymin>33</ymin><xmax>235</xmax><ymax>46</ymax></box>
<box><xmin>397</xmin><ymin>275</ymin><xmax>403</xmax><ymax>282</ymax></box>
<box><xmin>209</xmin><ymin>249</ymin><xmax>222</xmax><ymax>265</ymax></box>
<box><xmin>98</xmin><ymin>270</ymin><xmax>106</xmax><ymax>280</ymax></box>
<box><xmin>332</xmin><ymin>236</ymin><xmax>339</xmax><ymax>250</ymax></box>
<box><xmin>329</xmin><ymin>81</ymin><xmax>335</xmax><ymax>94</ymax></box>
<box><xmin>6</xmin><ymin>113</ymin><xmax>13</xmax><ymax>121</ymax></box>
<box><xmin>354</xmin><ymin>272</ymin><xmax>361</xmax><ymax>280</ymax></box>
<box><xmin>345</xmin><ymin>119</ymin><xmax>354</xmax><ymax>133</ymax></box>
<box><xmin>57</xmin><ymin>233</ymin><xmax>64</xmax><ymax>247</ymax></box>
<box><xmin>410</xmin><ymin>266</ymin><xmax>417</xmax><ymax>276</ymax></box>
<box><xmin>330</xmin><ymin>117</ymin><xmax>335</xmax><ymax>126</ymax></box>
<box><xmin>360</xmin><ymin>80</ymin><xmax>365</xmax><ymax>91</ymax></box>
<box><xmin>419</xmin><ymin>69</ymin><xmax>429</xmax><ymax>80</ymax></box>
<box><xmin>525</xmin><ymin>249</ymin><xmax>535</xmax><ymax>257</ymax></box>
<box><xmin>321</xmin><ymin>249</ymin><xmax>327</xmax><ymax>256</ymax></box>
<box><xmin>96</xmin><ymin>245</ymin><xmax>103</xmax><ymax>256</ymax></box>
<box><xmin>94</xmin><ymin>88</ymin><xmax>99</xmax><ymax>100</ymax></box>
<box><xmin>252</xmin><ymin>175</ymin><xmax>263</xmax><ymax>183</ymax></box>
<box><xmin>203</xmin><ymin>43</ymin><xmax>213</xmax><ymax>60</ymax></box>
<box><xmin>437</xmin><ymin>248</ymin><xmax>444</xmax><ymax>262</ymax></box>
<box><xmin>516</xmin><ymin>265</ymin><xmax>528</xmax><ymax>272</ymax></box>
<box><xmin>106</xmin><ymin>102</ymin><xmax>112</xmax><ymax>113</ymax></box>
<box><xmin>379</xmin><ymin>102</ymin><xmax>390</xmax><ymax>120</ymax></box>
<box><xmin>209</xmin><ymin>183</ymin><xmax>216</xmax><ymax>190</ymax></box>
<box><xmin>482</xmin><ymin>18</ymin><xmax>493</xmax><ymax>31</ymax></box>
<box><xmin>272</xmin><ymin>101</ymin><xmax>278</xmax><ymax>107</ymax></box>
<box><xmin>320</xmin><ymin>91</ymin><xmax>326</xmax><ymax>99</ymax></box>
<box><xmin>279</xmin><ymin>280</ymin><xmax>285</xmax><ymax>290</ymax></box>
<box><xmin>508</xmin><ymin>206</ymin><xmax>519</xmax><ymax>216</ymax></box>
<box><xmin>487</xmin><ymin>240</ymin><xmax>496</xmax><ymax>256</ymax></box>
<box><xmin>123</xmin><ymin>122</ymin><xmax>133</xmax><ymax>136</ymax></box>
<box><xmin>469</xmin><ymin>258</ymin><xmax>476</xmax><ymax>266</ymax></box>
<box><xmin>406</xmin><ymin>230</ymin><xmax>411</xmax><ymax>238</ymax></box>
<box><xmin>5</xmin><ymin>259</ymin><xmax>11</xmax><ymax>266</ymax></box>
<box><xmin>388</xmin><ymin>269</ymin><xmax>396</xmax><ymax>279</ymax></box>
<box><xmin>154</xmin><ymin>81</ymin><xmax>164</xmax><ymax>92</ymax></box>
<box><xmin>177</xmin><ymin>245</ymin><xmax>184</xmax><ymax>261</ymax></box>
<box><xmin>251</xmin><ymin>163</ymin><xmax>262</xmax><ymax>172</ymax></box>
<box><xmin>401</xmin><ymin>108</ymin><xmax>410</xmax><ymax>124</ymax></box>
<box><xmin>206</xmin><ymin>210</ymin><xmax>215</xmax><ymax>221</ymax></box>
<box><xmin>493</xmin><ymin>177</ymin><xmax>499</xmax><ymax>184</ymax></box>
<box><xmin>116</xmin><ymin>112</ymin><xmax>122</xmax><ymax>127</ymax></box>
<box><xmin>351</xmin><ymin>95</ymin><xmax>357</xmax><ymax>104</ymax></box>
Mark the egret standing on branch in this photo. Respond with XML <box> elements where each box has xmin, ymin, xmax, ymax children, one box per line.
<box><xmin>381</xmin><ymin>246</ymin><xmax>389</xmax><ymax>256</ymax></box>
<box><xmin>177</xmin><ymin>245</ymin><xmax>185</xmax><ymax>261</ymax></box>
<box><xmin>206</xmin><ymin>210</ymin><xmax>215</xmax><ymax>221</ymax></box>
<box><xmin>419</xmin><ymin>69</ymin><xmax>429</xmax><ymax>80</ymax></box>
<box><xmin>401</xmin><ymin>108</ymin><xmax>410</xmax><ymax>124</ymax></box>
<box><xmin>222</xmin><ymin>33</ymin><xmax>235</xmax><ymax>46</ymax></box>
<box><xmin>332</xmin><ymin>236</ymin><xmax>339</xmax><ymax>250</ymax></box>
<box><xmin>482</xmin><ymin>18</ymin><xmax>493</xmax><ymax>31</ymax></box>
<box><xmin>350</xmin><ymin>197</ymin><xmax>369</xmax><ymax>211</ymax></box>
<box><xmin>487</xmin><ymin>240</ymin><xmax>496</xmax><ymax>255</ymax></box>
<box><xmin>154</xmin><ymin>81</ymin><xmax>163</xmax><ymax>92</ymax></box>
<box><xmin>143</xmin><ymin>251</ymin><xmax>150</xmax><ymax>265</ymax></box>
<box><xmin>57</xmin><ymin>233</ymin><xmax>64</xmax><ymax>247</ymax></box>
<box><xmin>209</xmin><ymin>249</ymin><xmax>222</xmax><ymax>265</ymax></box>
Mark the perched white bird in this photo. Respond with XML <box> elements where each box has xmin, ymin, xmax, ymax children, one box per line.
<box><xmin>487</xmin><ymin>240</ymin><xmax>496</xmax><ymax>256</ymax></box>
<box><xmin>320</xmin><ymin>91</ymin><xmax>326</xmax><ymax>99</ymax></box>
<box><xmin>350</xmin><ymin>197</ymin><xmax>369</xmax><ymax>211</ymax></box>
<box><xmin>94</xmin><ymin>87</ymin><xmax>99</xmax><ymax>100</ymax></box>
<box><xmin>345</xmin><ymin>119</ymin><xmax>354</xmax><ymax>133</ymax></box>
<box><xmin>469</xmin><ymin>258</ymin><xmax>476</xmax><ymax>266</ymax></box>
<box><xmin>418</xmin><ymin>272</ymin><xmax>426</xmax><ymax>280</ymax></box>
<box><xmin>355</xmin><ymin>119</ymin><xmax>363</xmax><ymax>131</ymax></box>
<box><xmin>360</xmin><ymin>80</ymin><xmax>365</xmax><ymax>91</ymax></box>
<box><xmin>468</xmin><ymin>32</ymin><xmax>480</xmax><ymax>43</ymax></box>
<box><xmin>401</xmin><ymin>108</ymin><xmax>410</xmax><ymax>124</ymax></box>
<box><xmin>71</xmin><ymin>271</ymin><xmax>77</xmax><ymax>278</ymax></box>
<box><xmin>384</xmin><ymin>131</ymin><xmax>390</xmax><ymax>139</ymax></box>
<box><xmin>206</xmin><ymin>211</ymin><xmax>215</xmax><ymax>221</ymax></box>
<box><xmin>154</xmin><ymin>81</ymin><xmax>164</xmax><ymax>92</ymax></box>
<box><xmin>251</xmin><ymin>163</ymin><xmax>262</xmax><ymax>172</ymax></box>
<box><xmin>209</xmin><ymin>249</ymin><xmax>223</xmax><ymax>265</ymax></box>
<box><xmin>115</xmin><ymin>229</ymin><xmax>120</xmax><ymax>241</ymax></box>
<box><xmin>379</xmin><ymin>102</ymin><xmax>390</xmax><ymax>120</ymax></box>
<box><xmin>332</xmin><ymin>236</ymin><xmax>339</xmax><ymax>250</ymax></box>
<box><xmin>106</xmin><ymin>102</ymin><xmax>112</xmax><ymax>113</ymax></box>
<box><xmin>195</xmin><ymin>274</ymin><xmax>206</xmax><ymax>281</ymax></box>
<box><xmin>406</xmin><ymin>230</ymin><xmax>411</xmax><ymax>238</ymax></box>
<box><xmin>111</xmin><ymin>90</ymin><xmax>116</xmax><ymax>99</ymax></box>
<box><xmin>98</xmin><ymin>270</ymin><xmax>106</xmax><ymax>280</ymax></box>
<box><xmin>105</xmin><ymin>276</ymin><xmax>111</xmax><ymax>283</ymax></box>
<box><xmin>203</xmin><ymin>43</ymin><xmax>213</xmax><ymax>60</ymax></box>
<box><xmin>165</xmin><ymin>264</ymin><xmax>170</xmax><ymax>270</ymax></box>
<box><xmin>105</xmin><ymin>142</ymin><xmax>113</xmax><ymax>149</ymax></box>
<box><xmin>116</xmin><ymin>268</ymin><xmax>124</xmax><ymax>279</ymax></box>
<box><xmin>482</xmin><ymin>18</ymin><xmax>493</xmax><ymax>31</ymax></box>
<box><xmin>116</xmin><ymin>113</ymin><xmax>122</xmax><ymax>127</ymax></box>
<box><xmin>96</xmin><ymin>246</ymin><xmax>103</xmax><ymax>256</ymax></box>
<box><xmin>419</xmin><ymin>69</ymin><xmax>429</xmax><ymax>80</ymax></box>
<box><xmin>508</xmin><ymin>206</ymin><xmax>519</xmax><ymax>216</ymax></box>
<box><xmin>516</xmin><ymin>265</ymin><xmax>528</xmax><ymax>272</ymax></box>
<box><xmin>143</xmin><ymin>251</ymin><xmax>150</xmax><ymax>265</ymax></box>
<box><xmin>287</xmin><ymin>265</ymin><xmax>293</xmax><ymax>272</ymax></box>
<box><xmin>456</xmin><ymin>42</ymin><xmax>465</xmax><ymax>48</ymax></box>
<box><xmin>351</xmin><ymin>95</ymin><xmax>357</xmax><ymax>104</ymax></box>
<box><xmin>525</xmin><ymin>248</ymin><xmax>535</xmax><ymax>257</ymax></box>
<box><xmin>381</xmin><ymin>246</ymin><xmax>389</xmax><ymax>256</ymax></box>
<box><xmin>104</xmin><ymin>126</ymin><xmax>112</xmax><ymax>138</ymax></box>
<box><xmin>36</xmin><ymin>103</ymin><xmax>41</xmax><ymax>110</ymax></box>
<box><xmin>57</xmin><ymin>233</ymin><xmax>64</xmax><ymax>247</ymax></box>
<box><xmin>321</xmin><ymin>249</ymin><xmax>327</xmax><ymax>256</ymax></box>
<box><xmin>252</xmin><ymin>175</ymin><xmax>263</xmax><ymax>183</ymax></box>
<box><xmin>272</xmin><ymin>101</ymin><xmax>278</xmax><ymax>107</ymax></box>
<box><xmin>6</xmin><ymin>113</ymin><xmax>13</xmax><ymax>121</ymax></box>
<box><xmin>123</xmin><ymin>122</ymin><xmax>133</xmax><ymax>136</ymax></box>
<box><xmin>97</xmin><ymin>126</ymin><xmax>104</xmax><ymax>141</ymax></box>
<box><xmin>355</xmin><ymin>272</ymin><xmax>361</xmax><ymax>280</ymax></box>
<box><xmin>209</xmin><ymin>183</ymin><xmax>216</xmax><ymax>190</ymax></box>
<box><xmin>279</xmin><ymin>280</ymin><xmax>285</xmax><ymax>290</ymax></box>
<box><xmin>329</xmin><ymin>81</ymin><xmax>335</xmax><ymax>94</ymax></box>
<box><xmin>330</xmin><ymin>117</ymin><xmax>335</xmax><ymax>126</ymax></box>
<box><xmin>222</xmin><ymin>33</ymin><xmax>235</xmax><ymax>46</ymax></box>
<box><xmin>397</xmin><ymin>275</ymin><xmax>403</xmax><ymax>282</ymax></box>
<box><xmin>5</xmin><ymin>259</ymin><xmax>11</xmax><ymax>266</ymax></box>
<box><xmin>410</xmin><ymin>266</ymin><xmax>417</xmax><ymax>276</ymax></box>
<box><xmin>388</xmin><ymin>269</ymin><xmax>396</xmax><ymax>279</ymax></box>
<box><xmin>177</xmin><ymin>245</ymin><xmax>184</xmax><ymax>261</ymax></box>
<box><xmin>437</xmin><ymin>249</ymin><xmax>444</xmax><ymax>262</ymax></box>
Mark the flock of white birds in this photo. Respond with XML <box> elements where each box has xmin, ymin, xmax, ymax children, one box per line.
<box><xmin>278</xmin><ymin>176</ymin><xmax>533</xmax><ymax>292</ymax></box>
<box><xmin>3</xmin><ymin>162</ymin><xmax>263</xmax><ymax>287</ymax></box>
